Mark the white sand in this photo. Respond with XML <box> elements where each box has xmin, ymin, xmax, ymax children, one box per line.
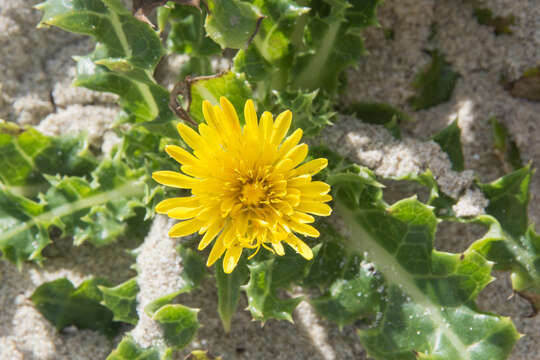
<box><xmin>1</xmin><ymin>0</ymin><xmax>540</xmax><ymax>359</ymax></box>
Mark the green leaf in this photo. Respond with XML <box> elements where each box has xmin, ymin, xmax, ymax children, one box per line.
<box><xmin>107</xmin><ymin>336</ymin><xmax>160</xmax><ymax>360</ymax></box>
<box><xmin>409</xmin><ymin>50</ymin><xmax>459</xmax><ymax>110</ymax></box>
<box><xmin>310</xmin><ymin>262</ymin><xmax>384</xmax><ymax>328</ymax></box>
<box><xmin>321</xmin><ymin>164</ymin><xmax>520</xmax><ymax>359</ymax></box>
<box><xmin>292</xmin><ymin>0</ymin><xmax>380</xmax><ymax>93</ymax></box>
<box><xmin>474</xmin><ymin>165</ymin><xmax>540</xmax><ymax>310</ymax></box>
<box><xmin>177</xmin><ymin>244</ymin><xmax>207</xmax><ymax>290</ymax></box>
<box><xmin>233</xmin><ymin>45</ymin><xmax>274</xmax><ymax>82</ymax></box>
<box><xmin>144</xmin><ymin>290</ymin><xmax>185</xmax><ymax>317</ymax></box>
<box><xmin>152</xmin><ymin>304</ymin><xmax>200</xmax><ymax>349</ymax></box>
<box><xmin>37</xmin><ymin>0</ymin><xmax>174</xmax><ymax>130</ymax></box>
<box><xmin>215</xmin><ymin>256</ymin><xmax>249</xmax><ymax>332</ymax></box>
<box><xmin>249</xmin><ymin>0</ymin><xmax>309</xmax><ymax>64</ymax></box>
<box><xmin>31</xmin><ymin>278</ymin><xmax>120</xmax><ymax>338</ymax></box>
<box><xmin>0</xmin><ymin>122</ymin><xmax>97</xmax><ymax>192</ymax></box>
<box><xmin>270</xmin><ymin>90</ymin><xmax>335</xmax><ymax>137</ymax></box>
<box><xmin>302</xmin><ymin>222</ymin><xmax>361</xmax><ymax>290</ymax></box>
<box><xmin>187</xmin><ymin>72</ymin><xmax>251</xmax><ymax>124</ymax></box>
<box><xmin>343</xmin><ymin>102</ymin><xmax>409</xmax><ymax>139</ymax></box>
<box><xmin>99</xmin><ymin>277</ymin><xmax>139</xmax><ymax>325</ymax></box>
<box><xmin>243</xmin><ymin>246</ymin><xmax>313</xmax><ymax>323</ymax></box>
<box><xmin>204</xmin><ymin>0</ymin><xmax>263</xmax><ymax>49</ymax></box>
<box><xmin>0</xmin><ymin>157</ymin><xmax>148</xmax><ymax>265</ymax></box>
<box><xmin>163</xmin><ymin>5</ymin><xmax>221</xmax><ymax>77</ymax></box>
<box><xmin>432</xmin><ymin>119</ymin><xmax>464</xmax><ymax>171</ymax></box>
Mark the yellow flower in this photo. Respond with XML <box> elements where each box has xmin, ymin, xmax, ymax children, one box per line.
<box><xmin>152</xmin><ymin>97</ymin><xmax>332</xmax><ymax>273</ymax></box>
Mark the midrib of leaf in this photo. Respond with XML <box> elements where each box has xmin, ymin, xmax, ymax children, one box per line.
<box><xmin>11</xmin><ymin>138</ymin><xmax>35</xmax><ymax>171</ymax></box>
<box><xmin>107</xmin><ymin>8</ymin><xmax>160</xmax><ymax>119</ymax></box>
<box><xmin>0</xmin><ymin>180</ymin><xmax>144</xmax><ymax>248</ymax></box>
<box><xmin>337</xmin><ymin>203</ymin><xmax>471</xmax><ymax>359</ymax></box>
<box><xmin>294</xmin><ymin>16</ymin><xmax>341</xmax><ymax>89</ymax></box>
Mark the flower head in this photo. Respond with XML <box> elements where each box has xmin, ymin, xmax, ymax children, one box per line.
<box><xmin>153</xmin><ymin>97</ymin><xmax>332</xmax><ymax>273</ymax></box>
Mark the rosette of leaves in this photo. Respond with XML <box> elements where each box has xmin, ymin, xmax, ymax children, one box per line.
<box><xmin>37</xmin><ymin>0</ymin><xmax>174</xmax><ymax>132</ymax></box>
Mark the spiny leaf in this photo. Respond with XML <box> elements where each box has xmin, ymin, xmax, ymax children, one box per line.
<box><xmin>409</xmin><ymin>50</ymin><xmax>459</xmax><ymax>110</ymax></box>
<box><xmin>37</xmin><ymin>0</ymin><xmax>175</xmax><ymax>131</ymax></box>
<box><xmin>31</xmin><ymin>278</ymin><xmax>120</xmax><ymax>338</ymax></box>
<box><xmin>243</xmin><ymin>245</ymin><xmax>313</xmax><ymax>323</ymax></box>
<box><xmin>316</xmin><ymin>160</ymin><xmax>520</xmax><ymax>359</ymax></box>
<box><xmin>270</xmin><ymin>90</ymin><xmax>335</xmax><ymax>137</ymax></box>
<box><xmin>292</xmin><ymin>0</ymin><xmax>380</xmax><ymax>93</ymax></box>
<box><xmin>432</xmin><ymin>119</ymin><xmax>464</xmax><ymax>171</ymax></box>
<box><xmin>0</xmin><ymin>122</ymin><xmax>97</xmax><ymax>191</ymax></box>
<box><xmin>99</xmin><ymin>277</ymin><xmax>139</xmax><ymax>325</ymax></box>
<box><xmin>474</xmin><ymin>165</ymin><xmax>540</xmax><ymax>311</ymax></box>
<box><xmin>152</xmin><ymin>304</ymin><xmax>200</xmax><ymax>349</ymax></box>
<box><xmin>0</xmin><ymin>157</ymin><xmax>149</xmax><ymax>266</ymax></box>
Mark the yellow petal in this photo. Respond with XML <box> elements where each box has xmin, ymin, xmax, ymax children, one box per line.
<box><xmin>302</xmin><ymin>193</ymin><xmax>333</xmax><ymax>202</ymax></box>
<box><xmin>207</xmin><ymin>229</ymin><xmax>228</xmax><ymax>266</ymax></box>
<box><xmin>270</xmin><ymin>110</ymin><xmax>292</xmax><ymax>145</ymax></box>
<box><xmin>259</xmin><ymin>111</ymin><xmax>273</xmax><ymax>141</ymax></box>
<box><xmin>286</xmin><ymin>235</ymin><xmax>313</xmax><ymax>260</ymax></box>
<box><xmin>293</xmin><ymin>158</ymin><xmax>328</xmax><ymax>176</ymax></box>
<box><xmin>290</xmin><ymin>211</ymin><xmax>315</xmax><ymax>223</ymax></box>
<box><xmin>272</xmin><ymin>241</ymin><xmax>285</xmax><ymax>256</ymax></box>
<box><xmin>274</xmin><ymin>158</ymin><xmax>294</xmax><ymax>173</ymax></box>
<box><xmin>198</xmin><ymin>222</ymin><xmax>223</xmax><ymax>250</ymax></box>
<box><xmin>168</xmin><ymin>218</ymin><xmax>204</xmax><ymax>237</ymax></box>
<box><xmin>165</xmin><ymin>145</ymin><xmax>197</xmax><ymax>166</ymax></box>
<box><xmin>167</xmin><ymin>206</ymin><xmax>201</xmax><ymax>219</ymax></box>
<box><xmin>202</xmin><ymin>100</ymin><xmax>219</xmax><ymax>130</ymax></box>
<box><xmin>223</xmin><ymin>245</ymin><xmax>243</xmax><ymax>273</ymax></box>
<box><xmin>177</xmin><ymin>123</ymin><xmax>205</xmax><ymax>151</ymax></box>
<box><xmin>274</xmin><ymin>200</ymin><xmax>293</xmax><ymax>215</ymax></box>
<box><xmin>296</xmin><ymin>201</ymin><xmax>332</xmax><ymax>216</ymax></box>
<box><xmin>278</xmin><ymin>128</ymin><xmax>302</xmax><ymax>157</ymax></box>
<box><xmin>152</xmin><ymin>171</ymin><xmax>198</xmax><ymax>189</ymax></box>
<box><xmin>289</xmin><ymin>221</ymin><xmax>320</xmax><ymax>237</ymax></box>
<box><xmin>284</xmin><ymin>143</ymin><xmax>308</xmax><ymax>168</ymax></box>
<box><xmin>220</xmin><ymin>96</ymin><xmax>242</xmax><ymax>136</ymax></box>
<box><xmin>288</xmin><ymin>174</ymin><xmax>311</xmax><ymax>187</ymax></box>
<box><xmin>155</xmin><ymin>197</ymin><xmax>198</xmax><ymax>214</ymax></box>
<box><xmin>298</xmin><ymin>181</ymin><xmax>331</xmax><ymax>195</ymax></box>
<box><xmin>244</xmin><ymin>99</ymin><xmax>258</xmax><ymax>135</ymax></box>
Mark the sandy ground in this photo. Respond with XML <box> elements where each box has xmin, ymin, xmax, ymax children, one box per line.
<box><xmin>1</xmin><ymin>0</ymin><xmax>540</xmax><ymax>359</ymax></box>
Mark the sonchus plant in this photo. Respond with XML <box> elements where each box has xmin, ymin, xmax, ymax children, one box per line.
<box><xmin>0</xmin><ymin>0</ymin><xmax>534</xmax><ymax>359</ymax></box>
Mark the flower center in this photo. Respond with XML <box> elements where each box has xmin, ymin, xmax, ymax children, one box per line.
<box><xmin>240</xmin><ymin>182</ymin><xmax>265</xmax><ymax>206</ymax></box>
